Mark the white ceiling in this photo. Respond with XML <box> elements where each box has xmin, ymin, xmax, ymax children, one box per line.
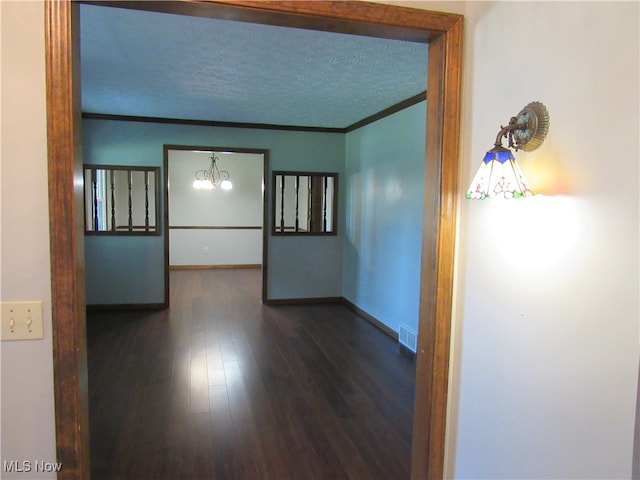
<box><xmin>79</xmin><ymin>4</ymin><xmax>428</xmax><ymax>129</ymax></box>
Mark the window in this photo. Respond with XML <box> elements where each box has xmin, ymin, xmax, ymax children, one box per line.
<box><xmin>272</xmin><ymin>171</ymin><xmax>337</xmax><ymax>235</ymax></box>
<box><xmin>84</xmin><ymin>165</ymin><xmax>160</xmax><ymax>235</ymax></box>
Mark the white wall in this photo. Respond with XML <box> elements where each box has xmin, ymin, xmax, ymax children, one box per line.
<box><xmin>0</xmin><ymin>1</ymin><xmax>58</xmax><ymax>478</ymax></box>
<box><xmin>168</xmin><ymin>150</ymin><xmax>264</xmax><ymax>266</ymax></box>
<box><xmin>450</xmin><ymin>1</ymin><xmax>639</xmax><ymax>478</ymax></box>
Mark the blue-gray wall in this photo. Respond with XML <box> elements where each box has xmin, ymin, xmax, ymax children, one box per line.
<box><xmin>343</xmin><ymin>102</ymin><xmax>426</xmax><ymax>335</ymax></box>
<box><xmin>84</xmin><ymin>102</ymin><xmax>425</xmax><ymax>335</ymax></box>
<box><xmin>83</xmin><ymin>119</ymin><xmax>345</xmax><ymax>304</ymax></box>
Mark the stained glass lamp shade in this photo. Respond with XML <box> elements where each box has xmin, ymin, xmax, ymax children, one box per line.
<box><xmin>466</xmin><ymin>146</ymin><xmax>532</xmax><ymax>199</ymax></box>
<box><xmin>466</xmin><ymin>101</ymin><xmax>549</xmax><ymax>200</ymax></box>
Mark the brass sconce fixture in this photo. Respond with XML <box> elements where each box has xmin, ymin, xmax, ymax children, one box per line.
<box><xmin>466</xmin><ymin>101</ymin><xmax>550</xmax><ymax>199</ymax></box>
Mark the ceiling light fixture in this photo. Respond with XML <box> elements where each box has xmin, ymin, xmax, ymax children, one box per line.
<box><xmin>466</xmin><ymin>101</ymin><xmax>550</xmax><ymax>200</ymax></box>
<box><xmin>193</xmin><ymin>153</ymin><xmax>232</xmax><ymax>190</ymax></box>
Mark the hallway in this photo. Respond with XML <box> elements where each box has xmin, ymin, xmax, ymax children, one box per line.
<box><xmin>87</xmin><ymin>268</ymin><xmax>416</xmax><ymax>479</ymax></box>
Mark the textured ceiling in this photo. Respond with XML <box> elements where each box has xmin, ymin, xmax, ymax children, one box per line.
<box><xmin>80</xmin><ymin>4</ymin><xmax>428</xmax><ymax>129</ymax></box>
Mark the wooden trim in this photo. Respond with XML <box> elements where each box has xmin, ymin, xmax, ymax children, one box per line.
<box><xmin>48</xmin><ymin>2</ymin><xmax>462</xmax><ymax>479</ymax></box>
<box><xmin>82</xmin><ymin>111</ymin><xmax>345</xmax><ymax>133</ymax></box>
<box><xmin>81</xmin><ymin>0</ymin><xmax>456</xmax><ymax>42</ymax></box>
<box><xmin>170</xmin><ymin>264</ymin><xmax>261</xmax><ymax>270</ymax></box>
<box><xmin>264</xmin><ymin>297</ymin><xmax>342</xmax><ymax>305</ymax></box>
<box><xmin>164</xmin><ymin>143</ymin><xmax>269</xmax><ymax>155</ymax></box>
<box><xmin>411</xmin><ymin>15</ymin><xmax>463</xmax><ymax>480</ymax></box>
<box><xmin>271</xmin><ymin>170</ymin><xmax>339</xmax><ymax>236</ymax></box>
<box><xmin>83</xmin><ymin>91</ymin><xmax>426</xmax><ymax>133</ymax></box>
<box><xmin>83</xmin><ymin>162</ymin><xmax>158</xmax><ymax>171</ymax></box>
<box><xmin>340</xmin><ymin>297</ymin><xmax>398</xmax><ymax>341</ymax></box>
<box><xmin>271</xmin><ymin>231</ymin><xmax>337</xmax><ymax>236</ymax></box>
<box><xmin>86</xmin><ymin>303</ymin><xmax>166</xmax><ymax>311</ymax></box>
<box><xmin>161</xmin><ymin>148</ymin><xmax>171</xmax><ymax>308</ymax></box>
<box><xmin>272</xmin><ymin>169</ymin><xmax>338</xmax><ymax>176</ymax></box>
<box><xmin>169</xmin><ymin>225</ymin><xmax>262</xmax><ymax>230</ymax></box>
<box><xmin>45</xmin><ymin>2</ymin><xmax>90</xmax><ymax>479</ymax></box>
<box><xmin>262</xmin><ymin>150</ymin><xmax>270</xmax><ymax>303</ymax></box>
<box><xmin>164</xmin><ymin>143</ymin><xmax>270</xmax><ymax>305</ymax></box>
<box><xmin>266</xmin><ymin>296</ymin><xmax>399</xmax><ymax>342</ymax></box>
<box><xmin>266</xmin><ymin>296</ymin><xmax>399</xmax><ymax>343</ymax></box>
<box><xmin>345</xmin><ymin>90</ymin><xmax>427</xmax><ymax>132</ymax></box>
<box><xmin>85</xmin><ymin>229</ymin><xmax>160</xmax><ymax>236</ymax></box>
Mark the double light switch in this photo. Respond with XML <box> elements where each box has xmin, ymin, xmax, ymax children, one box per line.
<box><xmin>1</xmin><ymin>301</ymin><xmax>44</xmax><ymax>341</ymax></box>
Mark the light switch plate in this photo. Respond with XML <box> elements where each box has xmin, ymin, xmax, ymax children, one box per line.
<box><xmin>1</xmin><ymin>301</ymin><xmax>44</xmax><ymax>341</ymax></box>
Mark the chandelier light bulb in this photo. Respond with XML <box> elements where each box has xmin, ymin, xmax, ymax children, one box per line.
<box><xmin>192</xmin><ymin>153</ymin><xmax>232</xmax><ymax>191</ymax></box>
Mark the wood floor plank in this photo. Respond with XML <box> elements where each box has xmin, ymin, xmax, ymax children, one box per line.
<box><xmin>87</xmin><ymin>268</ymin><xmax>416</xmax><ymax>479</ymax></box>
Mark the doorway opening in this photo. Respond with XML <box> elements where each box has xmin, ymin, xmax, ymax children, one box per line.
<box><xmin>165</xmin><ymin>145</ymin><xmax>269</xmax><ymax>302</ymax></box>
<box><xmin>45</xmin><ymin>2</ymin><xmax>462</xmax><ymax>478</ymax></box>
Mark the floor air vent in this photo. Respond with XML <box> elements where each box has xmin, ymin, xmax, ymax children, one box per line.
<box><xmin>399</xmin><ymin>324</ymin><xmax>417</xmax><ymax>353</ymax></box>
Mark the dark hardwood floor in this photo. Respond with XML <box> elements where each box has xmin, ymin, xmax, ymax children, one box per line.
<box><xmin>87</xmin><ymin>268</ymin><xmax>416</xmax><ymax>480</ymax></box>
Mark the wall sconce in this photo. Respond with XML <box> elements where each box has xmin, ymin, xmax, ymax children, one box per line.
<box><xmin>193</xmin><ymin>153</ymin><xmax>232</xmax><ymax>190</ymax></box>
<box><xmin>466</xmin><ymin>101</ymin><xmax>549</xmax><ymax>199</ymax></box>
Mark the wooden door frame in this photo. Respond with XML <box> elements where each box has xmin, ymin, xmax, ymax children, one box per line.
<box><xmin>163</xmin><ymin>145</ymin><xmax>270</xmax><ymax>302</ymax></box>
<box><xmin>45</xmin><ymin>1</ymin><xmax>462</xmax><ymax>479</ymax></box>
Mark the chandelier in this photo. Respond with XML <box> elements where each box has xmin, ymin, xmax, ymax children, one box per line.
<box><xmin>193</xmin><ymin>153</ymin><xmax>232</xmax><ymax>190</ymax></box>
